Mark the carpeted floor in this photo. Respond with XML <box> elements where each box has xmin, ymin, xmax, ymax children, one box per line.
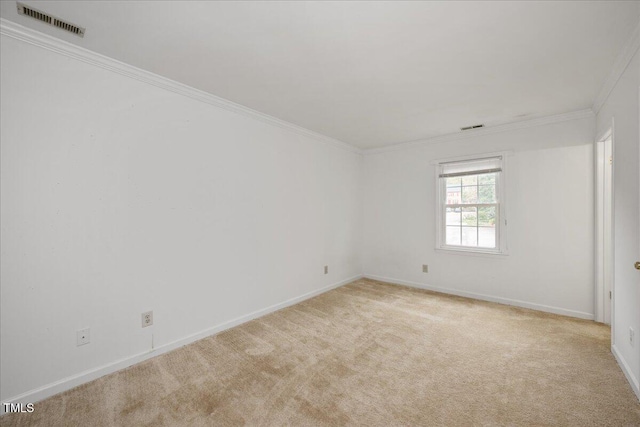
<box><xmin>2</xmin><ymin>278</ymin><xmax>640</xmax><ymax>426</ymax></box>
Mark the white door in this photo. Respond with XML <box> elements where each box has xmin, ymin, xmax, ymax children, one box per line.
<box><xmin>604</xmin><ymin>135</ymin><xmax>613</xmax><ymax>325</ymax></box>
<box><xmin>636</xmin><ymin>87</ymin><xmax>640</xmax><ymax>352</ymax></box>
<box><xmin>595</xmin><ymin>133</ymin><xmax>614</xmax><ymax>325</ymax></box>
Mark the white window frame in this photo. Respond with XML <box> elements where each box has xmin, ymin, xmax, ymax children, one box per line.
<box><xmin>435</xmin><ymin>153</ymin><xmax>508</xmax><ymax>256</ymax></box>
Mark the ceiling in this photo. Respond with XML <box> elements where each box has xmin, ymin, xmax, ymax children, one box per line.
<box><xmin>1</xmin><ymin>1</ymin><xmax>638</xmax><ymax>149</ymax></box>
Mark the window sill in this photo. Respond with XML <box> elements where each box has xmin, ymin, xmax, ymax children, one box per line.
<box><xmin>435</xmin><ymin>247</ymin><xmax>509</xmax><ymax>258</ymax></box>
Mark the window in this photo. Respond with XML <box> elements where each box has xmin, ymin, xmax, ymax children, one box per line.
<box><xmin>437</xmin><ymin>155</ymin><xmax>506</xmax><ymax>254</ymax></box>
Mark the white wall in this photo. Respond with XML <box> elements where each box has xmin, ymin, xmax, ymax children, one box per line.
<box><xmin>362</xmin><ymin>116</ymin><xmax>595</xmax><ymax>318</ymax></box>
<box><xmin>596</xmin><ymin>48</ymin><xmax>640</xmax><ymax>395</ymax></box>
<box><xmin>0</xmin><ymin>34</ymin><xmax>362</xmax><ymax>403</ymax></box>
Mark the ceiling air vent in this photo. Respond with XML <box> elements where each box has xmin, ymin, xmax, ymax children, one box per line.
<box><xmin>460</xmin><ymin>124</ymin><xmax>484</xmax><ymax>131</ymax></box>
<box><xmin>17</xmin><ymin>2</ymin><xmax>85</xmax><ymax>37</ymax></box>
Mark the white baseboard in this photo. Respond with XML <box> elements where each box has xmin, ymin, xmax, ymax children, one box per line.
<box><xmin>612</xmin><ymin>344</ymin><xmax>640</xmax><ymax>401</ymax></box>
<box><xmin>363</xmin><ymin>274</ymin><xmax>594</xmax><ymax>320</ymax></box>
<box><xmin>1</xmin><ymin>274</ymin><xmax>362</xmax><ymax>412</ymax></box>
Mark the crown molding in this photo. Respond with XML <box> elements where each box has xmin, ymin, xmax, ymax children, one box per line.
<box><xmin>363</xmin><ymin>109</ymin><xmax>595</xmax><ymax>155</ymax></box>
<box><xmin>592</xmin><ymin>18</ymin><xmax>640</xmax><ymax>115</ymax></box>
<box><xmin>0</xmin><ymin>18</ymin><xmax>362</xmax><ymax>155</ymax></box>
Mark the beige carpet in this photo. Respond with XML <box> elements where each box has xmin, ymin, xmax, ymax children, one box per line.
<box><xmin>2</xmin><ymin>278</ymin><xmax>640</xmax><ymax>426</ymax></box>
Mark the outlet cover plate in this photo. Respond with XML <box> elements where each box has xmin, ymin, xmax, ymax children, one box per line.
<box><xmin>142</xmin><ymin>311</ymin><xmax>153</xmax><ymax>328</ymax></box>
<box><xmin>76</xmin><ymin>328</ymin><xmax>90</xmax><ymax>346</ymax></box>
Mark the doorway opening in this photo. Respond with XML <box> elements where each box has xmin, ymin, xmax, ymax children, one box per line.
<box><xmin>595</xmin><ymin>127</ymin><xmax>613</xmax><ymax>326</ymax></box>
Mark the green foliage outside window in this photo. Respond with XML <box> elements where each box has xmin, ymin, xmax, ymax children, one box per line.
<box><xmin>448</xmin><ymin>173</ymin><xmax>497</xmax><ymax>226</ymax></box>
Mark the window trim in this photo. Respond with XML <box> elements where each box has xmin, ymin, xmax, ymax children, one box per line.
<box><xmin>435</xmin><ymin>152</ymin><xmax>508</xmax><ymax>256</ymax></box>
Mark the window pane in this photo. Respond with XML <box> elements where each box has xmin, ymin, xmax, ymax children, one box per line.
<box><xmin>478</xmin><ymin>185</ymin><xmax>496</xmax><ymax>203</ymax></box>
<box><xmin>478</xmin><ymin>206</ymin><xmax>496</xmax><ymax>226</ymax></box>
<box><xmin>478</xmin><ymin>227</ymin><xmax>496</xmax><ymax>248</ymax></box>
<box><xmin>462</xmin><ymin>207</ymin><xmax>477</xmax><ymax>226</ymax></box>
<box><xmin>462</xmin><ymin>175</ymin><xmax>477</xmax><ymax>186</ymax></box>
<box><xmin>439</xmin><ymin>162</ymin><xmax>502</xmax><ymax>252</ymax></box>
<box><xmin>446</xmin><ymin>207</ymin><xmax>461</xmax><ymax>226</ymax></box>
<box><xmin>478</xmin><ymin>173</ymin><xmax>496</xmax><ymax>185</ymax></box>
<box><xmin>446</xmin><ymin>187</ymin><xmax>461</xmax><ymax>205</ymax></box>
<box><xmin>461</xmin><ymin>186</ymin><xmax>477</xmax><ymax>204</ymax></box>
<box><xmin>462</xmin><ymin>227</ymin><xmax>478</xmax><ymax>246</ymax></box>
<box><xmin>446</xmin><ymin>177</ymin><xmax>461</xmax><ymax>187</ymax></box>
<box><xmin>446</xmin><ymin>226</ymin><xmax>461</xmax><ymax>245</ymax></box>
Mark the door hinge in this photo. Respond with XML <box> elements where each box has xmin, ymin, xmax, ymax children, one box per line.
<box><xmin>610</xmin><ymin>291</ymin><xmax>612</xmax><ymax>299</ymax></box>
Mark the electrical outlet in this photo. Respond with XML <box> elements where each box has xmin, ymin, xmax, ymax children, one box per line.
<box><xmin>630</xmin><ymin>328</ymin><xmax>635</xmax><ymax>346</ymax></box>
<box><xmin>422</xmin><ymin>264</ymin><xmax>429</xmax><ymax>273</ymax></box>
<box><xmin>142</xmin><ymin>311</ymin><xmax>153</xmax><ymax>328</ymax></box>
<box><xmin>76</xmin><ymin>328</ymin><xmax>90</xmax><ymax>346</ymax></box>
<box><xmin>324</xmin><ymin>265</ymin><xmax>328</xmax><ymax>274</ymax></box>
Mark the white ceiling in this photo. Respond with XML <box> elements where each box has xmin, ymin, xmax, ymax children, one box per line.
<box><xmin>1</xmin><ymin>1</ymin><xmax>638</xmax><ymax>149</ymax></box>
